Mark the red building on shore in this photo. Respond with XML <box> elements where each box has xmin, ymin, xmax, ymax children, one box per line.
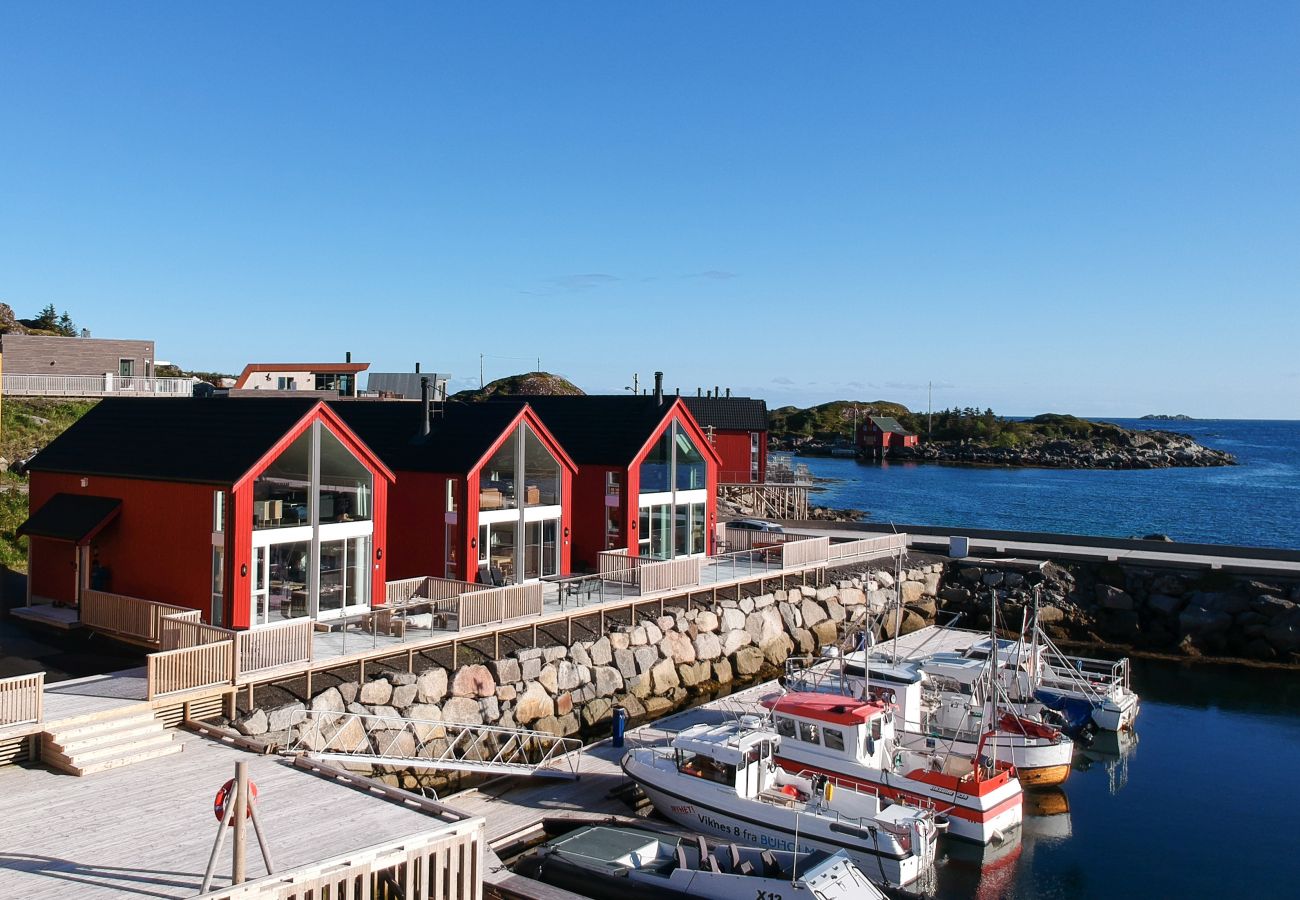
<box><xmin>856</xmin><ymin>415</ymin><xmax>919</xmax><ymax>459</ymax></box>
<box><xmin>20</xmin><ymin>398</ymin><xmax>393</xmax><ymax>629</ymax></box>
<box><xmin>682</xmin><ymin>395</ymin><xmax>768</xmax><ymax>483</ymax></box>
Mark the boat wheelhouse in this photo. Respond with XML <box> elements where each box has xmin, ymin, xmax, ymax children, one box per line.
<box><xmin>621</xmin><ymin>719</ymin><xmax>937</xmax><ymax>889</ymax></box>
<box><xmin>762</xmin><ymin>692</ymin><xmax>1024</xmax><ymax>844</ymax></box>
<box><xmin>21</xmin><ymin>397</ymin><xmax>392</xmax><ymax>629</ymax></box>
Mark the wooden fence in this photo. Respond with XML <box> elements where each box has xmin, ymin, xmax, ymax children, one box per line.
<box><xmin>827</xmin><ymin>533</ymin><xmax>907</xmax><ymax>562</ymax></box>
<box><xmin>457</xmin><ymin>583</ymin><xmax>543</xmax><ymax>629</ymax></box>
<box><xmin>161</xmin><ymin>615</ymin><xmax>236</xmax><ymax>651</ymax></box>
<box><xmin>778</xmin><ymin>536</ymin><xmax>831</xmax><ymax>569</ymax></box>
<box><xmin>197</xmin><ymin>818</ymin><xmax>484</xmax><ymax>900</ymax></box>
<box><xmin>596</xmin><ymin>548</ymin><xmax>636</xmax><ymax>583</ymax></box>
<box><xmin>637</xmin><ymin>556</ymin><xmax>703</xmax><ymax>594</ymax></box>
<box><xmin>81</xmin><ymin>589</ymin><xmax>200</xmax><ymax>646</ymax></box>
<box><xmin>0</xmin><ymin>672</ymin><xmax>43</xmax><ymax>731</ymax></box>
<box><xmin>235</xmin><ymin>618</ymin><xmax>314</xmax><ymax>680</ymax></box>
<box><xmin>147</xmin><ymin>641</ymin><xmax>234</xmax><ymax>700</ymax></box>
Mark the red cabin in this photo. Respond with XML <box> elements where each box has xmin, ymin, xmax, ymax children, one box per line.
<box><xmin>20</xmin><ymin>398</ymin><xmax>393</xmax><ymax>629</ymax></box>
<box><xmin>330</xmin><ymin>401</ymin><xmax>577</xmax><ymax>584</ymax></box>
<box><xmin>493</xmin><ymin>394</ymin><xmax>721</xmax><ymax>571</ymax></box>
<box><xmin>856</xmin><ymin>415</ymin><xmax>919</xmax><ymax>458</ymax></box>
<box><xmin>682</xmin><ymin>395</ymin><xmax>768</xmax><ymax>484</ymax></box>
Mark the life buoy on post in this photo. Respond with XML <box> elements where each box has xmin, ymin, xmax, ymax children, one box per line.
<box><xmin>214</xmin><ymin>778</ymin><xmax>259</xmax><ymax>824</ymax></box>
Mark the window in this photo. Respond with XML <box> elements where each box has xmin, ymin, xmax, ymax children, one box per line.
<box><xmin>522</xmin><ymin>425</ymin><xmax>560</xmax><ymax>506</ymax></box>
<box><xmin>277</xmin><ymin>377</ymin><xmax>297</xmax><ymax>390</ymax></box>
<box><xmin>677</xmin><ymin>751</ymin><xmax>735</xmax><ymax>786</ymax></box>
<box><xmin>871</xmin><ymin>719</ymin><xmax>882</xmax><ymax>741</ymax></box>
<box><xmin>750</xmin><ymin>432</ymin><xmax>761</xmax><ymax>482</ymax></box>
<box><xmin>210</xmin><ymin>546</ymin><xmax>224</xmax><ymax>626</ymax></box>
<box><xmin>446</xmin><ymin>479</ymin><xmax>459</xmax><ymax>513</ymax></box>
<box><xmin>212</xmin><ymin>491</ymin><xmax>225</xmax><ymax>533</ymax></box>
<box><xmin>798</xmin><ymin>721</ymin><xmax>820</xmax><ymax>744</ymax></box>
<box><xmin>823</xmin><ymin>727</ymin><xmax>846</xmax><ymax>751</ymax></box>
<box><xmin>775</xmin><ymin>717</ymin><xmax>797</xmax><ymax>738</ymax></box>
<box><xmin>118</xmin><ymin>358</ymin><xmax>135</xmax><ymax>378</ymax></box>
<box><xmin>605</xmin><ymin>471</ymin><xmax>621</xmax><ymax>496</ymax></box>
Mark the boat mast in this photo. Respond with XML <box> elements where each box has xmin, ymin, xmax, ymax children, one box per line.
<box><xmin>988</xmin><ymin>587</ymin><xmax>999</xmax><ymax>772</ymax></box>
<box><xmin>891</xmin><ymin>545</ymin><xmax>903</xmax><ymax>665</ymax></box>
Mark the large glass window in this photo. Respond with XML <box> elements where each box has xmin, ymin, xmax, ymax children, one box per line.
<box><xmin>318</xmin><ymin>427</ymin><xmax>372</xmax><ymax>524</ymax></box>
<box><xmin>635</xmin><ymin>417</ymin><xmax>710</xmax><ymax>560</ymax></box>
<box><xmin>481</xmin><ymin>436</ymin><xmax>519</xmax><ymax>511</ymax></box>
<box><xmin>674</xmin><ymin>425</ymin><xmax>707</xmax><ymax>490</ymax></box>
<box><xmin>253</xmin><ymin>429</ymin><xmax>312</xmax><ymax>529</ymax></box>
<box><xmin>639</xmin><ymin>431</ymin><xmax>672</xmax><ymax>493</ymax></box>
<box><xmin>522</xmin><ymin>426</ymin><xmax>561</xmax><ymax>506</ymax></box>
<box><xmin>691</xmin><ymin>502</ymin><xmax>707</xmax><ymax>555</ymax></box>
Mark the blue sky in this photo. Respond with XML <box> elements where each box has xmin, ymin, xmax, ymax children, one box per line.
<box><xmin>2</xmin><ymin>2</ymin><xmax>1297</xmax><ymax>418</ymax></box>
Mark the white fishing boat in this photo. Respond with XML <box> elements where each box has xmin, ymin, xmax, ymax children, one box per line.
<box><xmin>785</xmin><ymin>651</ymin><xmax>1075</xmax><ymax>787</ymax></box>
<box><xmin>761</xmin><ymin>691</ymin><xmax>1024</xmax><ymax>844</ymax></box>
<box><xmin>621</xmin><ymin>719</ymin><xmax>939</xmax><ymax>889</ymax></box>
<box><xmin>519</xmin><ymin>823</ymin><xmax>886</xmax><ymax>900</ymax></box>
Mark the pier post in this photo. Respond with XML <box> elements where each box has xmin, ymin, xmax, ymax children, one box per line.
<box><xmin>232</xmin><ymin>761</ymin><xmax>249</xmax><ymax>884</ymax></box>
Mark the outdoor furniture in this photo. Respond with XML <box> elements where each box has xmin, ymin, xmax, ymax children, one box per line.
<box><xmin>558</xmin><ymin>575</ymin><xmax>601</xmax><ymax>608</ymax></box>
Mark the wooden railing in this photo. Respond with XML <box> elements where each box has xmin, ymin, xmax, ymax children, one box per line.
<box><xmin>597</xmin><ymin>548</ymin><xmax>636</xmax><ymax>583</ymax></box>
<box><xmin>81</xmin><ymin>589</ymin><xmax>200</xmax><ymax>646</ymax></box>
<box><xmin>161</xmin><ymin>615</ymin><xmax>235</xmax><ymax>651</ymax></box>
<box><xmin>1</xmin><ymin>372</ymin><xmax>199</xmax><ymax>398</ymax></box>
<box><xmin>828</xmin><ymin>533</ymin><xmax>907</xmax><ymax>561</ymax></box>
<box><xmin>458</xmin><ymin>583</ymin><xmax>543</xmax><ymax>629</ymax></box>
<box><xmin>385</xmin><ymin>576</ymin><xmax>429</xmax><ymax>604</ymax></box>
<box><xmin>779</xmin><ymin>536</ymin><xmax>831</xmax><ymax>569</ymax></box>
<box><xmin>0</xmin><ymin>672</ymin><xmax>44</xmax><ymax>731</ymax></box>
<box><xmin>196</xmin><ymin>817</ymin><xmax>484</xmax><ymax>899</ymax></box>
<box><xmin>235</xmin><ymin>618</ymin><xmax>314</xmax><ymax>680</ymax></box>
<box><xmin>637</xmin><ymin>556</ymin><xmax>703</xmax><ymax>594</ymax></box>
<box><xmin>147</xmin><ymin>641</ymin><xmax>234</xmax><ymax>700</ymax></box>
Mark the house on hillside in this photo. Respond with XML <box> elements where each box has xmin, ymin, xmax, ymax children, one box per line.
<box><xmin>233</xmin><ymin>356</ymin><xmax>368</xmax><ymax>397</ymax></box>
<box><xmin>330</xmin><ymin>398</ymin><xmax>576</xmax><ymax>585</ymax></box>
<box><xmin>494</xmin><ymin>377</ymin><xmax>720</xmax><ymax>570</ymax></box>
<box><xmin>856</xmin><ymin>415</ymin><xmax>919</xmax><ymax>459</ymax></box>
<box><xmin>19</xmin><ymin>398</ymin><xmax>392</xmax><ymax>628</ymax></box>
<box><xmin>682</xmin><ymin>394</ymin><xmax>768</xmax><ymax>483</ymax></box>
<box><xmin>0</xmin><ymin>332</ymin><xmax>196</xmax><ymax>397</ymax></box>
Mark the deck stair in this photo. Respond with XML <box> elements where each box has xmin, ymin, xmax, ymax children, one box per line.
<box><xmin>41</xmin><ymin>704</ymin><xmax>182</xmax><ymax>776</ymax></box>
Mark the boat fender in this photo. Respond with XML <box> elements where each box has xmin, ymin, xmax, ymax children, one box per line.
<box><xmin>867</xmin><ymin>736</ymin><xmax>876</xmax><ymax>756</ymax></box>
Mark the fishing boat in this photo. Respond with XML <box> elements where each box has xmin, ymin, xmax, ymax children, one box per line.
<box><xmin>621</xmin><ymin>719</ymin><xmax>939</xmax><ymax>889</ymax></box>
<box><xmin>761</xmin><ymin>691</ymin><xmax>1024</xmax><ymax>844</ymax></box>
<box><xmin>517</xmin><ymin>823</ymin><xmax>886</xmax><ymax>900</ymax></box>
<box><xmin>784</xmin><ymin>651</ymin><xmax>1075</xmax><ymax>787</ymax></box>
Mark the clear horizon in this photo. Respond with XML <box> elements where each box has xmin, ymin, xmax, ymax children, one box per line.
<box><xmin>2</xmin><ymin>3</ymin><xmax>1297</xmax><ymax>419</ymax></box>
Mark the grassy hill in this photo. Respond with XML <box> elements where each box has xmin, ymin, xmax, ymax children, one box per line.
<box><xmin>768</xmin><ymin>400</ymin><xmax>914</xmax><ymax>440</ymax></box>
<box><xmin>453</xmin><ymin>371</ymin><xmax>584</xmax><ymax>402</ymax></box>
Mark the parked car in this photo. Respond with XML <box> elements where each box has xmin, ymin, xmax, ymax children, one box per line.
<box><xmin>727</xmin><ymin>518</ymin><xmax>784</xmax><ymax>533</ymax></box>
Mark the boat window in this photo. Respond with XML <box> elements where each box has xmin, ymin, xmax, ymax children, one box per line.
<box><xmin>798</xmin><ymin>722</ymin><xmax>820</xmax><ymax>744</ymax></box>
<box><xmin>823</xmin><ymin>727</ymin><xmax>846</xmax><ymax>751</ymax></box>
<box><xmin>746</xmin><ymin>748</ymin><xmax>761</xmax><ymax>765</ymax></box>
<box><xmin>677</xmin><ymin>752</ymin><xmax>735</xmax><ymax>786</ymax></box>
<box><xmin>871</xmin><ymin>719</ymin><xmax>882</xmax><ymax>741</ymax></box>
<box><xmin>775</xmin><ymin>717</ymin><xmax>797</xmax><ymax>738</ymax></box>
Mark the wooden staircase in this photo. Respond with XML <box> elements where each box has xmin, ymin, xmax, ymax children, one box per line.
<box><xmin>41</xmin><ymin>704</ymin><xmax>182</xmax><ymax>776</ymax></box>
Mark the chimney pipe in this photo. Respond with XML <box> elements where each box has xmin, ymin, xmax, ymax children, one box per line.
<box><xmin>419</xmin><ymin>377</ymin><xmax>431</xmax><ymax>437</ymax></box>
<box><xmin>714</xmin><ymin>385</ymin><xmax>719</xmax><ymax>399</ymax></box>
<box><xmin>415</xmin><ymin>362</ymin><xmax>421</xmax><ymax>374</ymax></box>
<box><xmin>346</xmin><ymin>351</ymin><xmax>352</xmax><ymax>364</ymax></box>
<box><xmin>654</xmin><ymin>371</ymin><xmax>664</xmax><ymax>405</ymax></box>
<box><xmin>675</xmin><ymin>387</ymin><xmax>680</xmax><ymax>396</ymax></box>
<box><xmin>697</xmin><ymin>387</ymin><xmax>702</xmax><ymax>397</ymax></box>
<box><xmin>726</xmin><ymin>387</ymin><xmax>731</xmax><ymax>398</ymax></box>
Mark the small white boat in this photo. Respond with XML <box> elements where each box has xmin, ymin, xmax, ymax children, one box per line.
<box><xmin>520</xmin><ymin>824</ymin><xmax>885</xmax><ymax>900</ymax></box>
<box><xmin>762</xmin><ymin>691</ymin><xmax>1024</xmax><ymax>844</ymax></box>
<box><xmin>622</xmin><ymin>719</ymin><xmax>938</xmax><ymax>889</ymax></box>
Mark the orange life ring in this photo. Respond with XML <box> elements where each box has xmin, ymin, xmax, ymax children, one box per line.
<box><xmin>214</xmin><ymin>778</ymin><xmax>259</xmax><ymax>824</ymax></box>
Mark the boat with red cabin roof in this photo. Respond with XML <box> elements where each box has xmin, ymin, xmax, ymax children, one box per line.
<box><xmin>761</xmin><ymin>691</ymin><xmax>1023</xmax><ymax>845</ymax></box>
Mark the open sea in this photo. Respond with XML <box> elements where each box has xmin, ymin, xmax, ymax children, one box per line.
<box><xmin>791</xmin><ymin>419</ymin><xmax>1300</xmax><ymax>896</ymax></box>
<box><xmin>798</xmin><ymin>419</ymin><xmax>1300</xmax><ymax>550</ymax></box>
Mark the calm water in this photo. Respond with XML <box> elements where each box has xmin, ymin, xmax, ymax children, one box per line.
<box><xmin>800</xmin><ymin>419</ymin><xmax>1300</xmax><ymax>549</ymax></box>
<box><xmin>932</xmin><ymin>658</ymin><xmax>1300</xmax><ymax>899</ymax></box>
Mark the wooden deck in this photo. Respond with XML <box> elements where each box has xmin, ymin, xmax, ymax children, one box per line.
<box><xmin>0</xmin><ymin>731</ymin><xmax>451</xmax><ymax>898</ymax></box>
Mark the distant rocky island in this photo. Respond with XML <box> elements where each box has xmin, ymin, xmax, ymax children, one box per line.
<box><xmin>1140</xmin><ymin>414</ymin><xmax>1196</xmax><ymax>421</ymax></box>
<box><xmin>769</xmin><ymin>402</ymin><xmax>1235</xmax><ymax>470</ymax></box>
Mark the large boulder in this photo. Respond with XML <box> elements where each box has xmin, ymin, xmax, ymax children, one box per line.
<box><xmin>839</xmin><ymin>587</ymin><xmax>866</xmax><ymax>607</ymax></box>
<box><xmin>811</xmin><ymin>619</ymin><xmax>839</xmax><ymax>648</ymax></box>
<box><xmin>722</xmin><ymin>629</ymin><xmax>752</xmax><ymax>656</ymax></box>
<box><xmin>695</xmin><ymin>610</ymin><xmax>720</xmax><ymax>633</ymax></box>
<box><xmin>537</xmin><ymin>664</ymin><xmax>560</xmax><ymax>695</ymax></box>
<box><xmin>693</xmin><ymin>632</ymin><xmax>723</xmax><ymax>661</ymax></box>
<box><xmin>746</xmin><ymin>608</ymin><xmax>784</xmax><ymax>646</ymax></box>
<box><xmin>359</xmin><ymin>678</ymin><xmax>393</xmax><ymax>705</ymax></box>
<box><xmin>1179</xmin><ymin>605</ymin><xmax>1232</xmax><ymax>636</ymax></box>
<box><xmin>490</xmin><ymin>658</ymin><xmax>521</xmax><ymax>684</ymax></box>
<box><xmin>555</xmin><ymin>661</ymin><xmax>582</xmax><ymax>692</ymax></box>
<box><xmin>634</xmin><ymin>646</ymin><xmax>660</xmax><ymax>675</ymax></box>
<box><xmin>731</xmin><ymin>646</ymin><xmax>765</xmax><ymax>676</ymax></box>
<box><xmin>720</xmin><ymin>608</ymin><xmax>747</xmax><ymax>632</ymax></box>
<box><xmin>391</xmin><ymin>683</ymin><xmax>418</xmax><ymax>711</ymax></box>
<box><xmin>405</xmin><ymin>704</ymin><xmax>445</xmax><ymax>740</ymax></box>
<box><xmin>267</xmin><ymin>702</ymin><xmax>307</xmax><ymax>732</ymax></box>
<box><xmin>450</xmin><ymin>665</ymin><xmax>496</xmax><ymax>698</ymax></box>
<box><xmin>778</xmin><ymin>603</ymin><xmax>802</xmax><ymax>634</ymax></box>
<box><xmin>762</xmin><ymin>635</ymin><xmax>794</xmax><ymax>667</ymax></box>
<box><xmin>441</xmin><ymin>697</ymin><xmax>484</xmax><ymax>725</ymax></box>
<box><xmin>650</xmin><ymin>658</ymin><xmax>681</xmax><ymax>693</ymax></box>
<box><xmin>310</xmin><ymin>687</ymin><xmax>346</xmax><ymax>726</ymax></box>
<box><xmin>660</xmin><ymin>631</ymin><xmax>697</xmax><ymax>665</ymax></box>
<box><xmin>589</xmin><ymin>636</ymin><xmax>613</xmax><ymax>666</ymax></box>
<box><xmin>235</xmin><ymin>708</ymin><xmax>269</xmax><ymax>737</ymax></box>
<box><xmin>613</xmin><ymin>647</ymin><xmax>638</xmax><ymax>679</ymax></box>
<box><xmin>1095</xmin><ymin>585</ymin><xmax>1134</xmax><ymax>611</ymax></box>
<box><xmin>801</xmin><ymin>598</ymin><xmax>828</xmax><ymax>628</ymax></box>
<box><xmin>900</xmin><ymin>581</ymin><xmax>926</xmax><ymax>606</ymax></box>
<box><xmin>592</xmin><ymin>665</ymin><xmax>624</xmax><ymax>697</ymax></box>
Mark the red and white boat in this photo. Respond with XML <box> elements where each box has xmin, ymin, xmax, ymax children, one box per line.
<box><xmin>761</xmin><ymin>691</ymin><xmax>1023</xmax><ymax>845</ymax></box>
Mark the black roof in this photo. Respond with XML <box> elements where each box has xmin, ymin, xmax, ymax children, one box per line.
<box><xmin>18</xmin><ymin>493</ymin><xmax>122</xmax><ymax>543</ymax></box>
<box><xmin>328</xmin><ymin>400</ymin><xmax>525</xmax><ymax>473</ymax></box>
<box><xmin>682</xmin><ymin>396</ymin><xmax>768</xmax><ymax>432</ymax></box>
<box><xmin>488</xmin><ymin>395</ymin><xmax>677</xmax><ymax>464</ymax></box>
<box><xmin>27</xmin><ymin>397</ymin><xmax>324</xmax><ymax>485</ymax></box>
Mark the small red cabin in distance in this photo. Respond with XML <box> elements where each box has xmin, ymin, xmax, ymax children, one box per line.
<box><xmin>856</xmin><ymin>415</ymin><xmax>919</xmax><ymax>459</ymax></box>
<box><xmin>494</xmin><ymin>387</ymin><xmax>721</xmax><ymax>571</ymax></box>
<box><xmin>20</xmin><ymin>398</ymin><xmax>393</xmax><ymax>630</ymax></box>
<box><xmin>331</xmin><ymin>400</ymin><xmax>577</xmax><ymax>585</ymax></box>
<box><xmin>682</xmin><ymin>395</ymin><xmax>768</xmax><ymax>484</ymax></box>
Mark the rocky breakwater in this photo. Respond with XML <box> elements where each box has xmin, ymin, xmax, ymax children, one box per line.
<box><xmin>225</xmin><ymin>564</ymin><xmax>951</xmax><ymax>787</ymax></box>
<box><xmin>893</xmin><ymin>429</ymin><xmax>1234</xmax><ymax>469</ymax></box>
<box><xmin>936</xmin><ymin>559</ymin><xmax>1300</xmax><ymax>664</ymax></box>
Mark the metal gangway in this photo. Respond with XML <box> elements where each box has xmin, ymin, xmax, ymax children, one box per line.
<box><xmin>285</xmin><ymin>711</ymin><xmax>584</xmax><ymax>779</ymax></box>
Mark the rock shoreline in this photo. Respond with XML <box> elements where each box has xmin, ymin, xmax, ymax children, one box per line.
<box><xmin>891</xmin><ymin>430</ymin><xmax>1234</xmax><ymax>469</ymax></box>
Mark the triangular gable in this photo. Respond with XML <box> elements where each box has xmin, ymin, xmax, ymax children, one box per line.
<box><xmin>631</xmin><ymin>398</ymin><xmax>724</xmax><ymax>469</ymax></box>
<box><xmin>465</xmin><ymin>404</ymin><xmax>580</xmax><ymax>477</ymax></box>
<box><xmin>233</xmin><ymin>402</ymin><xmax>396</xmax><ymax>492</ymax></box>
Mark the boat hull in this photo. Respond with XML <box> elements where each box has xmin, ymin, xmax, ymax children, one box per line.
<box><xmin>897</xmin><ymin>730</ymin><xmax>1074</xmax><ymax>788</ymax></box>
<box><xmin>1014</xmin><ymin>762</ymin><xmax>1073</xmax><ymax>788</ymax></box>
